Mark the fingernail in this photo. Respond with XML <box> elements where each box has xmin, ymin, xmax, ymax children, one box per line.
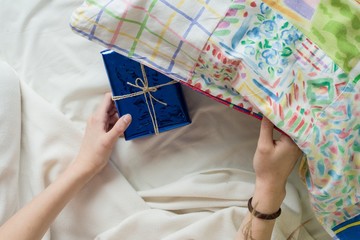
<box><xmin>122</xmin><ymin>114</ymin><xmax>132</xmax><ymax>125</ymax></box>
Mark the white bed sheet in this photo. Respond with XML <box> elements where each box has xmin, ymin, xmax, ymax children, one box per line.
<box><xmin>0</xmin><ymin>0</ymin><xmax>331</xmax><ymax>239</ymax></box>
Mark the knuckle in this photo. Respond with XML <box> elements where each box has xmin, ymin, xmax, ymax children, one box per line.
<box><xmin>88</xmin><ymin>115</ymin><xmax>100</xmax><ymax>125</ymax></box>
<box><xmin>256</xmin><ymin>144</ymin><xmax>271</xmax><ymax>154</ymax></box>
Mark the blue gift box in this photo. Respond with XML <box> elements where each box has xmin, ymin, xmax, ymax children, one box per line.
<box><xmin>101</xmin><ymin>50</ymin><xmax>191</xmax><ymax>140</ymax></box>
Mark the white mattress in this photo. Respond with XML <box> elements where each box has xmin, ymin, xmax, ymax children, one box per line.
<box><xmin>0</xmin><ymin>0</ymin><xmax>331</xmax><ymax>239</ymax></box>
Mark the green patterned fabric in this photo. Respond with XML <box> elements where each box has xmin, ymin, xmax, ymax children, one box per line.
<box><xmin>263</xmin><ymin>0</ymin><xmax>360</xmax><ymax>74</ymax></box>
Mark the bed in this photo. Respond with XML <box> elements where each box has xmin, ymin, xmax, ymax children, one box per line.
<box><xmin>0</xmin><ymin>0</ymin><xmax>335</xmax><ymax>239</ymax></box>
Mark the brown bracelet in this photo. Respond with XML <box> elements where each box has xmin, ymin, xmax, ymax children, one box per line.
<box><xmin>247</xmin><ymin>197</ymin><xmax>281</xmax><ymax>220</ymax></box>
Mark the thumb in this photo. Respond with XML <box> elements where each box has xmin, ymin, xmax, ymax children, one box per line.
<box><xmin>107</xmin><ymin>114</ymin><xmax>132</xmax><ymax>142</ymax></box>
<box><xmin>258</xmin><ymin>117</ymin><xmax>274</xmax><ymax>147</ymax></box>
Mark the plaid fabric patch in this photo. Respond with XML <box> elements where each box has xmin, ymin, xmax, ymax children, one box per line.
<box><xmin>70</xmin><ymin>0</ymin><xmax>230</xmax><ymax>81</ymax></box>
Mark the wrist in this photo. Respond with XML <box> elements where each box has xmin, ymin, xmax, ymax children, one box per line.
<box><xmin>252</xmin><ymin>182</ymin><xmax>286</xmax><ymax>214</ymax></box>
<box><xmin>68</xmin><ymin>156</ymin><xmax>99</xmax><ymax>180</ymax></box>
<box><xmin>75</xmin><ymin>149</ymin><xmax>109</xmax><ymax>174</ymax></box>
<box><xmin>255</xmin><ymin>177</ymin><xmax>287</xmax><ymax>195</ymax></box>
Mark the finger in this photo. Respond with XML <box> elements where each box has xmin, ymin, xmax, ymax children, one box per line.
<box><xmin>107</xmin><ymin>114</ymin><xmax>119</xmax><ymax>131</ymax></box>
<box><xmin>278</xmin><ymin>132</ymin><xmax>300</xmax><ymax>149</ymax></box>
<box><xmin>96</xmin><ymin>93</ymin><xmax>113</xmax><ymax>122</ymax></box>
<box><xmin>106</xmin><ymin>114</ymin><xmax>132</xmax><ymax>141</ymax></box>
<box><xmin>258</xmin><ymin>117</ymin><xmax>274</xmax><ymax>147</ymax></box>
<box><xmin>278</xmin><ymin>133</ymin><xmax>302</xmax><ymax>153</ymax></box>
<box><xmin>109</xmin><ymin>113</ymin><xmax>119</xmax><ymax>124</ymax></box>
<box><xmin>108</xmin><ymin>105</ymin><xmax>118</xmax><ymax>117</ymax></box>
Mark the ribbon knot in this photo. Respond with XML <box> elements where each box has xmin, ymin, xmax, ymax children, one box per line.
<box><xmin>112</xmin><ymin>64</ymin><xmax>177</xmax><ymax>135</ymax></box>
<box><xmin>132</xmin><ymin>77</ymin><xmax>157</xmax><ymax>93</ymax></box>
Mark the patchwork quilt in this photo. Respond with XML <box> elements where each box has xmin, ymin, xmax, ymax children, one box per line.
<box><xmin>70</xmin><ymin>0</ymin><xmax>360</xmax><ymax>238</ymax></box>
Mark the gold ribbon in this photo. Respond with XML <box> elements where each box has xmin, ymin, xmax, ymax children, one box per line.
<box><xmin>112</xmin><ymin>64</ymin><xmax>177</xmax><ymax>135</ymax></box>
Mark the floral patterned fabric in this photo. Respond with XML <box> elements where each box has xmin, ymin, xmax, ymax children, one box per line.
<box><xmin>262</xmin><ymin>0</ymin><xmax>360</xmax><ymax>74</ymax></box>
<box><xmin>190</xmin><ymin>0</ymin><xmax>360</xmax><ymax>235</ymax></box>
<box><xmin>70</xmin><ymin>0</ymin><xmax>360</xmax><ymax>237</ymax></box>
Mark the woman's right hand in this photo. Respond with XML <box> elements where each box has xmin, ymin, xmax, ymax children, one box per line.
<box><xmin>252</xmin><ymin>117</ymin><xmax>303</xmax><ymax>213</ymax></box>
<box><xmin>253</xmin><ymin>117</ymin><xmax>302</xmax><ymax>191</ymax></box>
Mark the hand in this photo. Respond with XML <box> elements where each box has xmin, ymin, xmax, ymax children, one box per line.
<box><xmin>236</xmin><ymin>118</ymin><xmax>302</xmax><ymax>240</ymax></box>
<box><xmin>74</xmin><ymin>93</ymin><xmax>132</xmax><ymax>175</ymax></box>
<box><xmin>253</xmin><ymin>117</ymin><xmax>302</xmax><ymax>193</ymax></box>
<box><xmin>0</xmin><ymin>93</ymin><xmax>132</xmax><ymax>240</ymax></box>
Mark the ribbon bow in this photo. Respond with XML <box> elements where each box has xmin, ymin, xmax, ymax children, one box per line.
<box><xmin>112</xmin><ymin>64</ymin><xmax>177</xmax><ymax>135</ymax></box>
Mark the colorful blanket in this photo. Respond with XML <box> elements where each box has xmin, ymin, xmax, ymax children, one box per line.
<box><xmin>70</xmin><ymin>0</ymin><xmax>360</xmax><ymax>238</ymax></box>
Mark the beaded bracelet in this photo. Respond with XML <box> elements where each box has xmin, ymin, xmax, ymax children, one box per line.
<box><xmin>247</xmin><ymin>197</ymin><xmax>282</xmax><ymax>220</ymax></box>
